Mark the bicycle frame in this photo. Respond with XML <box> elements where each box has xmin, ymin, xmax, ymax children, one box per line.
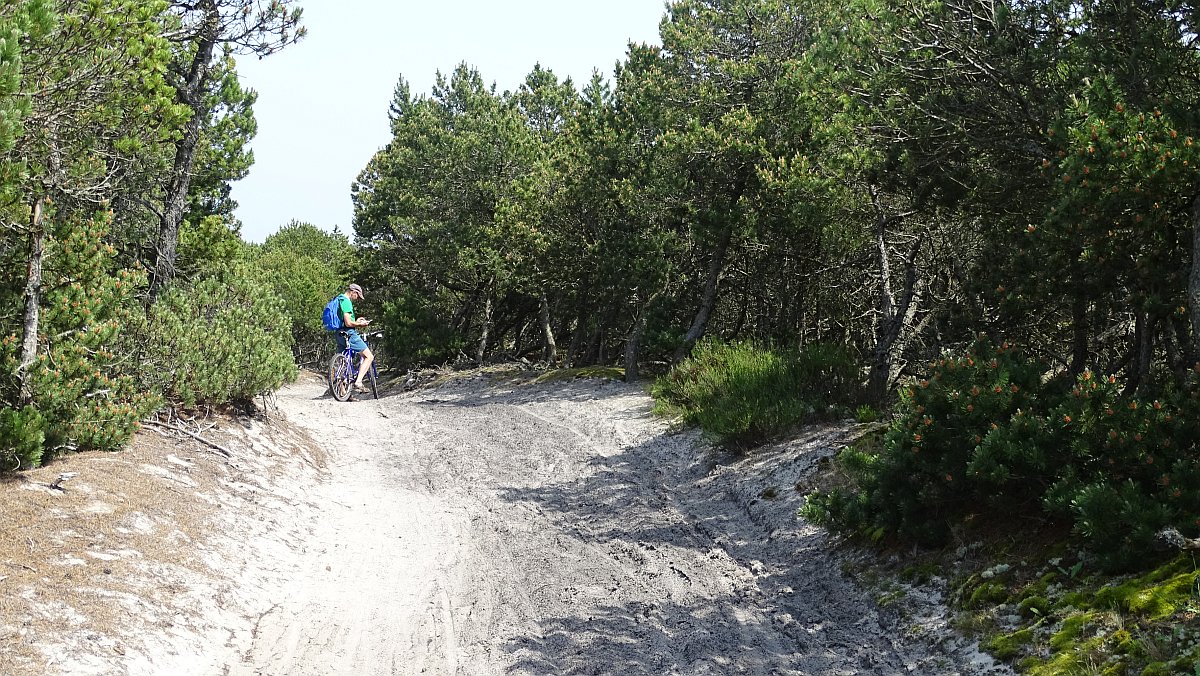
<box><xmin>339</xmin><ymin>342</ymin><xmax>377</xmax><ymax>384</ymax></box>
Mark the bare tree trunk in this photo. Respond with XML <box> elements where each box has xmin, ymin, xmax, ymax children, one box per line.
<box><xmin>625</xmin><ymin>291</ymin><xmax>661</xmax><ymax>383</ymax></box>
<box><xmin>585</xmin><ymin>321</ymin><xmax>602</xmax><ymax>366</ymax></box>
<box><xmin>18</xmin><ymin>198</ymin><xmax>46</xmax><ymax>405</ymax></box>
<box><xmin>475</xmin><ymin>293</ymin><xmax>493</xmax><ymax>365</ymax></box>
<box><xmin>866</xmin><ymin>197</ymin><xmax>918</xmax><ymax>405</ymax></box>
<box><xmin>1070</xmin><ymin>296</ymin><xmax>1089</xmax><ymax>375</ymax></box>
<box><xmin>1123</xmin><ymin>309</ymin><xmax>1155</xmax><ymax>396</ymax></box>
<box><xmin>151</xmin><ymin>2</ymin><xmax>219</xmax><ymax>299</ymax></box>
<box><xmin>565</xmin><ymin>313</ymin><xmax>584</xmax><ymax>367</ymax></box>
<box><xmin>539</xmin><ymin>291</ymin><xmax>557</xmax><ymax>364</ymax></box>
<box><xmin>1190</xmin><ymin>192</ymin><xmax>1200</xmax><ymax>365</ymax></box>
<box><xmin>1171</xmin><ymin>315</ymin><xmax>1192</xmax><ymax>383</ymax></box>
<box><xmin>674</xmin><ymin>223</ymin><xmax>733</xmax><ymax>361</ymax></box>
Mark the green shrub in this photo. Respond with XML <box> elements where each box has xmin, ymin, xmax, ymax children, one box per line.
<box><xmin>804</xmin><ymin>339</ymin><xmax>1055</xmax><ymax>544</ymax></box>
<box><xmin>144</xmin><ymin>263</ymin><xmax>297</xmax><ymax>407</ymax></box>
<box><xmin>0</xmin><ymin>407</ymin><xmax>45</xmax><ymax>469</ymax></box>
<box><xmin>254</xmin><ymin>248</ymin><xmax>344</xmax><ymax>364</ymax></box>
<box><xmin>379</xmin><ymin>289</ymin><xmax>465</xmax><ymax>367</ymax></box>
<box><xmin>652</xmin><ymin>339</ymin><xmax>860</xmax><ymax>448</ymax></box>
<box><xmin>1</xmin><ymin>213</ymin><xmax>158</xmax><ymax>465</ymax></box>
<box><xmin>1041</xmin><ymin>375</ymin><xmax>1200</xmax><ymax>570</ymax></box>
<box><xmin>803</xmin><ymin>337</ymin><xmax>1200</xmax><ymax>570</ymax></box>
<box><xmin>257</xmin><ymin>222</ymin><xmax>354</xmax><ymax>363</ymax></box>
<box><xmin>175</xmin><ymin>214</ymin><xmax>248</xmax><ymax>279</ymax></box>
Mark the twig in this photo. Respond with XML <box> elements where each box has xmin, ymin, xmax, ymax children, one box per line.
<box><xmin>141</xmin><ymin>421</ymin><xmax>233</xmax><ymax>459</ymax></box>
<box><xmin>1158</xmin><ymin>528</ymin><xmax>1200</xmax><ymax>551</ymax></box>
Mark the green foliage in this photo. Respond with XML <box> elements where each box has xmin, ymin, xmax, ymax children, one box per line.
<box><xmin>261</xmin><ymin>221</ymin><xmax>354</xmax><ymax>271</ymax></box>
<box><xmin>176</xmin><ymin>214</ymin><xmax>247</xmax><ymax>279</ymax></box>
<box><xmin>186</xmin><ymin>54</ymin><xmax>258</xmax><ymax>224</ymax></box>
<box><xmin>805</xmin><ymin>337</ymin><xmax>1200</xmax><ymax>569</ymax></box>
<box><xmin>854</xmin><ymin>404</ymin><xmax>878</xmax><ymax>423</ymax></box>
<box><xmin>144</xmin><ymin>263</ymin><xmax>296</xmax><ymax>407</ymax></box>
<box><xmin>257</xmin><ymin>221</ymin><xmax>353</xmax><ymax>361</ymax></box>
<box><xmin>0</xmin><ymin>406</ymin><xmax>44</xmax><ymax>469</ymax></box>
<box><xmin>0</xmin><ymin>214</ymin><xmax>159</xmax><ymax>464</ymax></box>
<box><xmin>652</xmin><ymin>339</ymin><xmax>860</xmax><ymax>448</ymax></box>
<box><xmin>378</xmin><ymin>288</ymin><xmax>464</xmax><ymax>367</ymax></box>
<box><xmin>24</xmin><ymin>214</ymin><xmax>159</xmax><ymax>455</ymax></box>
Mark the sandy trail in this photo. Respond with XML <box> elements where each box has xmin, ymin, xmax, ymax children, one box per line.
<box><xmin>231</xmin><ymin>372</ymin><xmax>1007</xmax><ymax>675</ymax></box>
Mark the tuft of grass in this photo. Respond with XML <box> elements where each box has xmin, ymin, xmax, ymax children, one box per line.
<box><xmin>651</xmin><ymin>339</ymin><xmax>859</xmax><ymax>449</ymax></box>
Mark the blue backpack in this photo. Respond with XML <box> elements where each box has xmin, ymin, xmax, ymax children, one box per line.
<box><xmin>322</xmin><ymin>294</ymin><xmax>346</xmax><ymax>331</ymax></box>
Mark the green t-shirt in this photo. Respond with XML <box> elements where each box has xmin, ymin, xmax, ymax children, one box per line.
<box><xmin>338</xmin><ymin>294</ymin><xmax>356</xmax><ymax>325</ymax></box>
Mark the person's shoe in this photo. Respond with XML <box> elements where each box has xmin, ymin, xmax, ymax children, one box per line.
<box><xmin>354</xmin><ymin>383</ymin><xmax>370</xmax><ymax>393</ymax></box>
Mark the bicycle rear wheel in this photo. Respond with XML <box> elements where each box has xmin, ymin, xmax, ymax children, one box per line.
<box><xmin>329</xmin><ymin>353</ymin><xmax>353</xmax><ymax>402</ymax></box>
<box><xmin>366</xmin><ymin>363</ymin><xmax>379</xmax><ymax>400</ymax></box>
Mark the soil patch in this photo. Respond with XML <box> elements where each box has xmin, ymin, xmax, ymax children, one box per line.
<box><xmin>0</xmin><ymin>402</ymin><xmax>327</xmax><ymax>675</ymax></box>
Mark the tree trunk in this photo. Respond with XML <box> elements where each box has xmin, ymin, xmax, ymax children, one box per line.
<box><xmin>584</xmin><ymin>321</ymin><xmax>602</xmax><ymax>366</ymax></box>
<box><xmin>625</xmin><ymin>291</ymin><xmax>661</xmax><ymax>383</ymax></box>
<box><xmin>674</xmin><ymin>222</ymin><xmax>733</xmax><ymax>362</ymax></box>
<box><xmin>475</xmin><ymin>293</ymin><xmax>493</xmax><ymax>365</ymax></box>
<box><xmin>1070</xmin><ymin>296</ymin><xmax>1090</xmax><ymax>375</ymax></box>
<box><xmin>151</xmin><ymin>2</ymin><xmax>219</xmax><ymax>299</ymax></box>
<box><xmin>866</xmin><ymin>206</ymin><xmax>918</xmax><ymax>405</ymax></box>
<box><xmin>17</xmin><ymin>197</ymin><xmax>46</xmax><ymax>405</ymax></box>
<box><xmin>1123</xmin><ymin>309</ymin><xmax>1154</xmax><ymax>396</ymax></box>
<box><xmin>1171</xmin><ymin>315</ymin><xmax>1192</xmax><ymax>383</ymax></box>
<box><xmin>539</xmin><ymin>291</ymin><xmax>557</xmax><ymax>364</ymax></box>
<box><xmin>1190</xmin><ymin>192</ymin><xmax>1200</xmax><ymax>366</ymax></box>
<box><xmin>565</xmin><ymin>313</ymin><xmax>584</xmax><ymax>367</ymax></box>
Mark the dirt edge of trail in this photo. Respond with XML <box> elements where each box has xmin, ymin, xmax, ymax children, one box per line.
<box><xmin>0</xmin><ymin>386</ymin><xmax>330</xmax><ymax>676</ymax></box>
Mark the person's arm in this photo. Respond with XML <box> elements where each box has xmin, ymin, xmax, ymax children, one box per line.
<box><xmin>340</xmin><ymin>297</ymin><xmax>369</xmax><ymax>328</ymax></box>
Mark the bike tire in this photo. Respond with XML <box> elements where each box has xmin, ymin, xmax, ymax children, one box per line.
<box><xmin>329</xmin><ymin>353</ymin><xmax>353</xmax><ymax>402</ymax></box>
<box><xmin>366</xmin><ymin>364</ymin><xmax>379</xmax><ymax>400</ymax></box>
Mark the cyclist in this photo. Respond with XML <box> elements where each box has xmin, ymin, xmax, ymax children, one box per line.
<box><xmin>336</xmin><ymin>283</ymin><xmax>374</xmax><ymax>393</ymax></box>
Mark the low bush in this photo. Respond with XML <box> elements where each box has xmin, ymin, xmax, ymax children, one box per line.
<box><xmin>143</xmin><ymin>263</ymin><xmax>297</xmax><ymax>407</ymax></box>
<box><xmin>0</xmin><ymin>214</ymin><xmax>158</xmax><ymax>467</ymax></box>
<box><xmin>802</xmin><ymin>337</ymin><xmax>1200</xmax><ymax>570</ymax></box>
<box><xmin>257</xmin><ymin>222</ymin><xmax>354</xmax><ymax>363</ymax></box>
<box><xmin>652</xmin><ymin>339</ymin><xmax>860</xmax><ymax>448</ymax></box>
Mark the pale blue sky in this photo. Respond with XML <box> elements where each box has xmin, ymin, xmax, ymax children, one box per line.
<box><xmin>230</xmin><ymin>1</ymin><xmax>666</xmax><ymax>243</ymax></box>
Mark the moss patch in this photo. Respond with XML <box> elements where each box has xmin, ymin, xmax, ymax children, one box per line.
<box><xmin>1048</xmin><ymin>612</ymin><xmax>1095</xmax><ymax>652</ymax></box>
<box><xmin>968</xmin><ymin>581</ymin><xmax>1009</xmax><ymax>609</ymax></box>
<box><xmin>987</xmin><ymin>627</ymin><xmax>1035</xmax><ymax>660</ymax></box>
<box><xmin>1026</xmin><ymin>636</ymin><xmax>1110</xmax><ymax>676</ymax></box>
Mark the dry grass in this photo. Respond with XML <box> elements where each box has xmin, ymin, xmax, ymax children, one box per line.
<box><xmin>0</xmin><ymin>410</ymin><xmax>327</xmax><ymax>674</ymax></box>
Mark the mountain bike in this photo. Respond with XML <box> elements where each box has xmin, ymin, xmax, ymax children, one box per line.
<box><xmin>328</xmin><ymin>330</ymin><xmax>380</xmax><ymax>402</ymax></box>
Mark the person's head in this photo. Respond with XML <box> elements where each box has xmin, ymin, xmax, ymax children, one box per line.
<box><xmin>347</xmin><ymin>283</ymin><xmax>365</xmax><ymax>301</ymax></box>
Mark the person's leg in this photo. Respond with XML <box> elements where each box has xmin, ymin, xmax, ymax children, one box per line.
<box><xmin>355</xmin><ymin>348</ymin><xmax>375</xmax><ymax>389</ymax></box>
<box><xmin>347</xmin><ymin>331</ymin><xmax>372</xmax><ymax>389</ymax></box>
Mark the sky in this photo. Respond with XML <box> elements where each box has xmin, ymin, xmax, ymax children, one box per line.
<box><xmin>229</xmin><ymin>1</ymin><xmax>667</xmax><ymax>243</ymax></box>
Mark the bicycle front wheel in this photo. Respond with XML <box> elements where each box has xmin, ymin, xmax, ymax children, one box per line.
<box><xmin>329</xmin><ymin>353</ymin><xmax>353</xmax><ymax>402</ymax></box>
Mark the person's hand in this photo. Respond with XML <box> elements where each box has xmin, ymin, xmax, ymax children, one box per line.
<box><xmin>360</xmin><ymin>318</ymin><xmax>371</xmax><ymax>326</ymax></box>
